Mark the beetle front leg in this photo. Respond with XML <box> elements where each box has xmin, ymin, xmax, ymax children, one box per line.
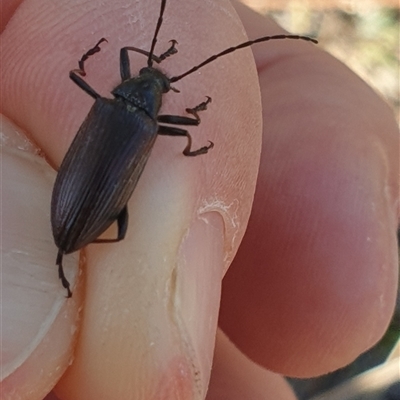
<box><xmin>158</xmin><ymin>40</ymin><xmax>178</xmax><ymax>61</ymax></box>
<box><xmin>69</xmin><ymin>72</ymin><xmax>101</xmax><ymax>100</ymax></box>
<box><xmin>94</xmin><ymin>206</ymin><xmax>129</xmax><ymax>243</ymax></box>
<box><xmin>158</xmin><ymin>125</ymin><xmax>213</xmax><ymax>156</ymax></box>
<box><xmin>69</xmin><ymin>38</ymin><xmax>106</xmax><ymax>99</ymax></box>
<box><xmin>120</xmin><ymin>40</ymin><xmax>178</xmax><ymax>81</ymax></box>
<box><xmin>73</xmin><ymin>38</ymin><xmax>108</xmax><ymax>76</ymax></box>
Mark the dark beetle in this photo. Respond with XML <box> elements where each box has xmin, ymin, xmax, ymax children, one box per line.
<box><xmin>51</xmin><ymin>0</ymin><xmax>317</xmax><ymax>297</ymax></box>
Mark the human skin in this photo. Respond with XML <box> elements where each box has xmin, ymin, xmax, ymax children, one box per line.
<box><xmin>1</xmin><ymin>0</ymin><xmax>398</xmax><ymax>399</ymax></box>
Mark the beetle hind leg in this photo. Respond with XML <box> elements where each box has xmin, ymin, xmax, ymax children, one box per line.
<box><xmin>158</xmin><ymin>125</ymin><xmax>214</xmax><ymax>156</ymax></box>
<box><xmin>93</xmin><ymin>206</ymin><xmax>129</xmax><ymax>244</ymax></box>
<box><xmin>56</xmin><ymin>250</ymin><xmax>72</xmax><ymax>298</ymax></box>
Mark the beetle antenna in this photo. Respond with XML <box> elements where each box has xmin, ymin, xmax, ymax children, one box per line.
<box><xmin>148</xmin><ymin>0</ymin><xmax>167</xmax><ymax>68</ymax></box>
<box><xmin>170</xmin><ymin>34</ymin><xmax>317</xmax><ymax>82</ymax></box>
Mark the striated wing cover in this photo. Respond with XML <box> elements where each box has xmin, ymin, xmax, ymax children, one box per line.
<box><xmin>51</xmin><ymin>98</ymin><xmax>158</xmax><ymax>253</ymax></box>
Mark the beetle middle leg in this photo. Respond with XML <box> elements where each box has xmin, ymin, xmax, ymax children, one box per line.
<box><xmin>157</xmin><ymin>96</ymin><xmax>212</xmax><ymax>126</ymax></box>
<box><xmin>185</xmin><ymin>96</ymin><xmax>212</xmax><ymax>122</ymax></box>
<box><xmin>93</xmin><ymin>206</ymin><xmax>129</xmax><ymax>244</ymax></box>
<box><xmin>157</xmin><ymin>97</ymin><xmax>213</xmax><ymax>156</ymax></box>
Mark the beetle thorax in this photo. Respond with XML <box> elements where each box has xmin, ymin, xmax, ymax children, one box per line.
<box><xmin>111</xmin><ymin>67</ymin><xmax>170</xmax><ymax>119</ymax></box>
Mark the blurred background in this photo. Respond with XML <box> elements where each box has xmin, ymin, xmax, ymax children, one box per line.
<box><xmin>240</xmin><ymin>1</ymin><xmax>399</xmax><ymax>399</ymax></box>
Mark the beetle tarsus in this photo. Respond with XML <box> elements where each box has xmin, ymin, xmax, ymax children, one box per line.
<box><xmin>183</xmin><ymin>138</ymin><xmax>214</xmax><ymax>156</ymax></box>
<box><xmin>159</xmin><ymin>39</ymin><xmax>178</xmax><ymax>61</ymax></box>
<box><xmin>75</xmin><ymin>37</ymin><xmax>108</xmax><ymax>76</ymax></box>
<box><xmin>185</xmin><ymin>96</ymin><xmax>212</xmax><ymax>123</ymax></box>
<box><xmin>56</xmin><ymin>250</ymin><xmax>72</xmax><ymax>298</ymax></box>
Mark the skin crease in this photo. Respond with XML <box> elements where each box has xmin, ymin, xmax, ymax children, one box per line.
<box><xmin>1</xmin><ymin>1</ymin><xmax>398</xmax><ymax>400</ymax></box>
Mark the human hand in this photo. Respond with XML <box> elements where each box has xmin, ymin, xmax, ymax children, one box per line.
<box><xmin>1</xmin><ymin>0</ymin><xmax>398</xmax><ymax>399</ymax></box>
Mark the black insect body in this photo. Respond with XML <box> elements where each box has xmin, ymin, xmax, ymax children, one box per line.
<box><xmin>51</xmin><ymin>0</ymin><xmax>317</xmax><ymax>297</ymax></box>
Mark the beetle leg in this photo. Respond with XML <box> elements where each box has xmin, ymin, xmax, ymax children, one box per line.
<box><xmin>157</xmin><ymin>97</ymin><xmax>213</xmax><ymax>155</ymax></box>
<box><xmin>69</xmin><ymin>38</ymin><xmax>106</xmax><ymax>99</ymax></box>
<box><xmin>157</xmin><ymin>115</ymin><xmax>199</xmax><ymax>126</ymax></box>
<box><xmin>120</xmin><ymin>41</ymin><xmax>177</xmax><ymax>81</ymax></box>
<box><xmin>157</xmin><ymin>96</ymin><xmax>212</xmax><ymax>126</ymax></box>
<box><xmin>69</xmin><ymin>72</ymin><xmax>101</xmax><ymax>100</ymax></box>
<box><xmin>74</xmin><ymin>38</ymin><xmax>108</xmax><ymax>77</ymax></box>
<box><xmin>158</xmin><ymin>125</ymin><xmax>214</xmax><ymax>156</ymax></box>
<box><xmin>185</xmin><ymin>96</ymin><xmax>212</xmax><ymax>122</ymax></box>
<box><xmin>120</xmin><ymin>47</ymin><xmax>160</xmax><ymax>80</ymax></box>
<box><xmin>93</xmin><ymin>206</ymin><xmax>129</xmax><ymax>243</ymax></box>
<box><xmin>56</xmin><ymin>250</ymin><xmax>72</xmax><ymax>298</ymax></box>
<box><xmin>158</xmin><ymin>40</ymin><xmax>178</xmax><ymax>61</ymax></box>
<box><xmin>115</xmin><ymin>206</ymin><xmax>129</xmax><ymax>241</ymax></box>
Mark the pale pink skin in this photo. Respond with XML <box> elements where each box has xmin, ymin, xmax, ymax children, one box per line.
<box><xmin>1</xmin><ymin>0</ymin><xmax>398</xmax><ymax>399</ymax></box>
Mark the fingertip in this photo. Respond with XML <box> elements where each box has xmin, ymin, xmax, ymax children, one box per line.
<box><xmin>207</xmin><ymin>330</ymin><xmax>297</xmax><ymax>400</ymax></box>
